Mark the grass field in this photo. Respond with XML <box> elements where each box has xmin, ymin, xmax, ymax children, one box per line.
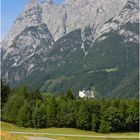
<box><xmin>1</xmin><ymin>131</ymin><xmax>27</xmax><ymax>140</ymax></box>
<box><xmin>1</xmin><ymin>122</ymin><xmax>139</xmax><ymax>140</ymax></box>
<box><xmin>39</xmin><ymin>136</ymin><xmax>139</xmax><ymax>140</ymax></box>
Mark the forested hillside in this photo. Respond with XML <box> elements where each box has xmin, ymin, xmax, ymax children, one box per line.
<box><xmin>1</xmin><ymin>81</ymin><xmax>139</xmax><ymax>133</ymax></box>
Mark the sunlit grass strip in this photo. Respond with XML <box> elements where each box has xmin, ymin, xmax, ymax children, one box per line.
<box><xmin>105</xmin><ymin>67</ymin><xmax>118</xmax><ymax>72</ymax></box>
<box><xmin>44</xmin><ymin>136</ymin><xmax>139</xmax><ymax>140</ymax></box>
<box><xmin>1</xmin><ymin>131</ymin><xmax>27</xmax><ymax>140</ymax></box>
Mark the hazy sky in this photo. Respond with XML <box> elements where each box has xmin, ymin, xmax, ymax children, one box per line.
<box><xmin>1</xmin><ymin>0</ymin><xmax>64</xmax><ymax>40</ymax></box>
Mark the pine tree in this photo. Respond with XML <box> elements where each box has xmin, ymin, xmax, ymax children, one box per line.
<box><xmin>99</xmin><ymin>120</ymin><xmax>111</xmax><ymax>133</ymax></box>
<box><xmin>17</xmin><ymin>102</ymin><xmax>32</xmax><ymax>127</ymax></box>
<box><xmin>66</xmin><ymin>90</ymin><xmax>74</xmax><ymax>100</ymax></box>
<box><xmin>1</xmin><ymin>79</ymin><xmax>10</xmax><ymax>108</ymax></box>
<box><xmin>125</xmin><ymin>100</ymin><xmax>139</xmax><ymax>131</ymax></box>
<box><xmin>91</xmin><ymin>113</ymin><xmax>97</xmax><ymax>131</ymax></box>
<box><xmin>32</xmin><ymin>104</ymin><xmax>47</xmax><ymax>128</ymax></box>
<box><xmin>56</xmin><ymin>100</ymin><xmax>76</xmax><ymax>128</ymax></box>
<box><xmin>2</xmin><ymin>86</ymin><xmax>27</xmax><ymax>123</ymax></box>
<box><xmin>76</xmin><ymin>101</ymin><xmax>90</xmax><ymax>130</ymax></box>
<box><xmin>100</xmin><ymin>106</ymin><xmax>123</xmax><ymax>132</ymax></box>
<box><xmin>46</xmin><ymin>97</ymin><xmax>57</xmax><ymax>127</ymax></box>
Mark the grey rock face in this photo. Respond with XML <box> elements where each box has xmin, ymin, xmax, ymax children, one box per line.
<box><xmin>2</xmin><ymin>23</ymin><xmax>54</xmax><ymax>82</ymax></box>
<box><xmin>1</xmin><ymin>0</ymin><xmax>127</xmax><ymax>50</ymax></box>
<box><xmin>64</xmin><ymin>0</ymin><xmax>127</xmax><ymax>39</ymax></box>
<box><xmin>97</xmin><ymin>0</ymin><xmax>139</xmax><ymax>42</ymax></box>
<box><xmin>1</xmin><ymin>1</ymin><xmax>42</xmax><ymax>50</ymax></box>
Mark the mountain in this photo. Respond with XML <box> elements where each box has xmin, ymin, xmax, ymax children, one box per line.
<box><xmin>98</xmin><ymin>0</ymin><xmax>139</xmax><ymax>42</ymax></box>
<box><xmin>2</xmin><ymin>23</ymin><xmax>54</xmax><ymax>85</ymax></box>
<box><xmin>1</xmin><ymin>0</ymin><xmax>126</xmax><ymax>49</ymax></box>
<box><xmin>1</xmin><ymin>0</ymin><xmax>139</xmax><ymax>98</ymax></box>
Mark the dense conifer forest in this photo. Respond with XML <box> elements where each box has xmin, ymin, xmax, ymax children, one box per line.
<box><xmin>1</xmin><ymin>79</ymin><xmax>139</xmax><ymax>133</ymax></box>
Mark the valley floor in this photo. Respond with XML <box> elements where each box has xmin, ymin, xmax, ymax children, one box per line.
<box><xmin>1</xmin><ymin>122</ymin><xmax>139</xmax><ymax>140</ymax></box>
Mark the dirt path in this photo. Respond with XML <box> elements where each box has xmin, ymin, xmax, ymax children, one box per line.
<box><xmin>28</xmin><ymin>137</ymin><xmax>55</xmax><ymax>140</ymax></box>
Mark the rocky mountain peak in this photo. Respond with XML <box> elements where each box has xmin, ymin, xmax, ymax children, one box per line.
<box><xmin>1</xmin><ymin>0</ymin><xmax>139</xmax><ymax>98</ymax></box>
<box><xmin>96</xmin><ymin>0</ymin><xmax>139</xmax><ymax>43</ymax></box>
<box><xmin>25</xmin><ymin>0</ymin><xmax>39</xmax><ymax>10</ymax></box>
<box><xmin>2</xmin><ymin>0</ymin><xmax>127</xmax><ymax>50</ymax></box>
<box><xmin>2</xmin><ymin>23</ymin><xmax>54</xmax><ymax>82</ymax></box>
<box><xmin>29</xmin><ymin>0</ymin><xmax>37</xmax><ymax>3</ymax></box>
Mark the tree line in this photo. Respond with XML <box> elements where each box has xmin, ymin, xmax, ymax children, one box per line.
<box><xmin>1</xmin><ymin>79</ymin><xmax>139</xmax><ymax>133</ymax></box>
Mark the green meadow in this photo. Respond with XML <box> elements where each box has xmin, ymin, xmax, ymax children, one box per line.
<box><xmin>1</xmin><ymin>122</ymin><xmax>139</xmax><ymax>140</ymax></box>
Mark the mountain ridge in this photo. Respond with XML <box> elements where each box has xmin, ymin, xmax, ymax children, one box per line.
<box><xmin>1</xmin><ymin>0</ymin><xmax>127</xmax><ymax>49</ymax></box>
<box><xmin>1</xmin><ymin>0</ymin><xmax>139</xmax><ymax>98</ymax></box>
